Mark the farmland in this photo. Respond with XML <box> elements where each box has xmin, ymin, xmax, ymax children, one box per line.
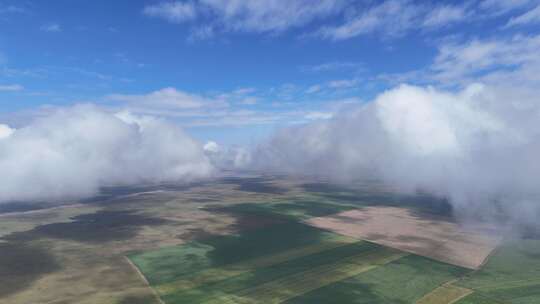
<box><xmin>129</xmin><ymin>221</ymin><xmax>470</xmax><ymax>304</ymax></box>
<box><xmin>0</xmin><ymin>175</ymin><xmax>538</xmax><ymax>303</ymax></box>
<box><xmin>454</xmin><ymin>238</ymin><xmax>540</xmax><ymax>304</ymax></box>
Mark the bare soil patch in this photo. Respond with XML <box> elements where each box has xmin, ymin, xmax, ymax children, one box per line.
<box><xmin>306</xmin><ymin>207</ymin><xmax>501</xmax><ymax>269</ymax></box>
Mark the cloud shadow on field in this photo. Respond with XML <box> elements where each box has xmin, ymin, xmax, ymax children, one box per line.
<box><xmin>4</xmin><ymin>210</ymin><xmax>171</xmax><ymax>244</ymax></box>
<box><xmin>220</xmin><ymin>177</ymin><xmax>287</xmax><ymax>195</ymax></box>
<box><xmin>302</xmin><ymin>182</ymin><xmax>454</xmax><ymax>219</ymax></box>
<box><xmin>0</xmin><ymin>241</ymin><xmax>60</xmax><ymax>297</ymax></box>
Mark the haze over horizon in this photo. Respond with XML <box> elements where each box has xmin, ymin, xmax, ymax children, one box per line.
<box><xmin>1</xmin><ymin>0</ymin><xmax>540</xmax><ymax>226</ymax></box>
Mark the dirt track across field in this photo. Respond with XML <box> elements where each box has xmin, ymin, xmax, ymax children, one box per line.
<box><xmin>306</xmin><ymin>207</ymin><xmax>501</xmax><ymax>269</ymax></box>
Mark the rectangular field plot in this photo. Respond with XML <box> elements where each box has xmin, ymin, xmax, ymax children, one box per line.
<box><xmin>128</xmin><ymin>220</ymin><xmax>471</xmax><ymax>304</ymax></box>
<box><xmin>415</xmin><ymin>284</ymin><xmax>472</xmax><ymax>304</ymax></box>
<box><xmin>284</xmin><ymin>255</ymin><xmax>469</xmax><ymax>304</ymax></box>
<box><xmin>306</xmin><ymin>207</ymin><xmax>501</xmax><ymax>269</ymax></box>
<box><xmin>455</xmin><ymin>238</ymin><xmax>540</xmax><ymax>304</ymax></box>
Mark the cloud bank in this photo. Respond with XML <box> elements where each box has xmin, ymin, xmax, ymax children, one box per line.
<box><xmin>0</xmin><ymin>105</ymin><xmax>213</xmax><ymax>203</ymax></box>
<box><xmin>255</xmin><ymin>83</ymin><xmax>540</xmax><ymax>226</ymax></box>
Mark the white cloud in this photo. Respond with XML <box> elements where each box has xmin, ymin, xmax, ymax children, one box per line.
<box><xmin>328</xmin><ymin>78</ymin><xmax>359</xmax><ymax>89</ymax></box>
<box><xmin>143</xmin><ymin>1</ymin><xmax>197</xmax><ymax>23</ymax></box>
<box><xmin>253</xmin><ymin>31</ymin><xmax>540</xmax><ymax>226</ymax></box>
<box><xmin>240</xmin><ymin>97</ymin><xmax>258</xmax><ymax>105</ymax></box>
<box><xmin>255</xmin><ymin>83</ymin><xmax>540</xmax><ymax>226</ymax></box>
<box><xmin>305</xmin><ymin>111</ymin><xmax>334</xmax><ymax>120</ymax></box>
<box><xmin>107</xmin><ymin>87</ymin><xmax>219</xmax><ymax>109</ymax></box>
<box><xmin>188</xmin><ymin>25</ymin><xmax>215</xmax><ymax>41</ymax></box>
<box><xmin>431</xmin><ymin>34</ymin><xmax>540</xmax><ymax>86</ymax></box>
<box><xmin>144</xmin><ymin>0</ymin><xmax>346</xmax><ymax>34</ymax></box>
<box><xmin>40</xmin><ymin>23</ymin><xmax>62</xmax><ymax>32</ymax></box>
<box><xmin>0</xmin><ymin>5</ymin><xmax>26</xmax><ymax>14</ymax></box>
<box><xmin>0</xmin><ymin>124</ymin><xmax>14</xmax><ymax>139</ymax></box>
<box><xmin>301</xmin><ymin>61</ymin><xmax>364</xmax><ymax>73</ymax></box>
<box><xmin>203</xmin><ymin>141</ymin><xmax>220</xmax><ymax>153</ymax></box>
<box><xmin>306</xmin><ymin>85</ymin><xmax>322</xmax><ymax>94</ymax></box>
<box><xmin>479</xmin><ymin>0</ymin><xmax>533</xmax><ymax>15</ymax></box>
<box><xmin>505</xmin><ymin>4</ymin><xmax>540</xmax><ymax>27</ymax></box>
<box><xmin>0</xmin><ymin>84</ymin><xmax>24</xmax><ymax>91</ymax></box>
<box><xmin>318</xmin><ymin>0</ymin><xmax>420</xmax><ymax>40</ymax></box>
<box><xmin>201</xmin><ymin>0</ymin><xmax>346</xmax><ymax>32</ymax></box>
<box><xmin>423</xmin><ymin>4</ymin><xmax>468</xmax><ymax>28</ymax></box>
<box><xmin>204</xmin><ymin>140</ymin><xmax>251</xmax><ymax>168</ymax></box>
<box><xmin>0</xmin><ymin>105</ymin><xmax>213</xmax><ymax>203</ymax></box>
<box><xmin>233</xmin><ymin>87</ymin><xmax>256</xmax><ymax>95</ymax></box>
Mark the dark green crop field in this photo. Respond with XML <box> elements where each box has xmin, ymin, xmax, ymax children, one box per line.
<box><xmin>129</xmin><ymin>213</ymin><xmax>469</xmax><ymax>304</ymax></box>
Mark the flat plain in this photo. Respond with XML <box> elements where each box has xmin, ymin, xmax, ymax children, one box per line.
<box><xmin>0</xmin><ymin>174</ymin><xmax>538</xmax><ymax>304</ymax></box>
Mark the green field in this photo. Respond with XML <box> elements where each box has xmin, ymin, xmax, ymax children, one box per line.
<box><xmin>129</xmin><ymin>215</ymin><xmax>469</xmax><ymax>304</ymax></box>
<box><xmin>454</xmin><ymin>238</ymin><xmax>540</xmax><ymax>304</ymax></box>
<box><xmin>284</xmin><ymin>255</ymin><xmax>469</xmax><ymax>304</ymax></box>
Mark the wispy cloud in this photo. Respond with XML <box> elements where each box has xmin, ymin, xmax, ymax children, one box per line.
<box><xmin>0</xmin><ymin>84</ymin><xmax>24</xmax><ymax>92</ymax></box>
<box><xmin>144</xmin><ymin>0</ymin><xmax>346</xmax><ymax>35</ymax></box>
<box><xmin>479</xmin><ymin>0</ymin><xmax>534</xmax><ymax>16</ymax></box>
<box><xmin>301</xmin><ymin>61</ymin><xmax>364</xmax><ymax>73</ymax></box>
<box><xmin>107</xmin><ymin>87</ymin><xmax>223</xmax><ymax>110</ymax></box>
<box><xmin>0</xmin><ymin>5</ymin><xmax>26</xmax><ymax>14</ymax></box>
<box><xmin>40</xmin><ymin>23</ymin><xmax>62</xmax><ymax>33</ymax></box>
<box><xmin>505</xmin><ymin>4</ymin><xmax>540</xmax><ymax>27</ymax></box>
<box><xmin>143</xmin><ymin>1</ymin><xmax>197</xmax><ymax>23</ymax></box>
<box><xmin>431</xmin><ymin>34</ymin><xmax>540</xmax><ymax>86</ymax></box>
<box><xmin>315</xmin><ymin>1</ymin><xmax>476</xmax><ymax>41</ymax></box>
<box><xmin>317</xmin><ymin>0</ymin><xmax>421</xmax><ymax>40</ymax></box>
<box><xmin>422</xmin><ymin>4</ymin><xmax>469</xmax><ymax>28</ymax></box>
<box><xmin>379</xmin><ymin>33</ymin><xmax>540</xmax><ymax>90</ymax></box>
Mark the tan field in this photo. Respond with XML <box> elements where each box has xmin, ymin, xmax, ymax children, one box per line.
<box><xmin>306</xmin><ymin>207</ymin><xmax>502</xmax><ymax>269</ymax></box>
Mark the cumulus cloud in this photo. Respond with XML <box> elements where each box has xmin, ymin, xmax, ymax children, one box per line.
<box><xmin>204</xmin><ymin>141</ymin><xmax>251</xmax><ymax>168</ymax></box>
<box><xmin>0</xmin><ymin>105</ymin><xmax>213</xmax><ymax>203</ymax></box>
<box><xmin>254</xmin><ymin>32</ymin><xmax>540</xmax><ymax>227</ymax></box>
<box><xmin>0</xmin><ymin>124</ymin><xmax>14</xmax><ymax>139</ymax></box>
<box><xmin>254</xmin><ymin>83</ymin><xmax>540</xmax><ymax>226</ymax></box>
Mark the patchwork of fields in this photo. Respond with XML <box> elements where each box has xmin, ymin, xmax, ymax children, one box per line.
<box><xmin>128</xmin><ymin>187</ymin><xmax>540</xmax><ymax>304</ymax></box>
<box><xmin>1</xmin><ymin>176</ymin><xmax>539</xmax><ymax>303</ymax></box>
<box><xmin>454</xmin><ymin>238</ymin><xmax>540</xmax><ymax>304</ymax></box>
<box><xmin>129</xmin><ymin>217</ymin><xmax>471</xmax><ymax>304</ymax></box>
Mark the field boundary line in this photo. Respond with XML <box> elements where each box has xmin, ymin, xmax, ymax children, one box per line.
<box><xmin>124</xmin><ymin>256</ymin><xmax>165</xmax><ymax>304</ymax></box>
<box><xmin>202</xmin><ymin>250</ymin><xmax>407</xmax><ymax>304</ymax></box>
<box><xmin>465</xmin><ymin>278</ymin><xmax>540</xmax><ymax>291</ymax></box>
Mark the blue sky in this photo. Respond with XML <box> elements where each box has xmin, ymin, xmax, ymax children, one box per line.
<box><xmin>1</xmin><ymin>0</ymin><xmax>539</xmax><ymax>144</ymax></box>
